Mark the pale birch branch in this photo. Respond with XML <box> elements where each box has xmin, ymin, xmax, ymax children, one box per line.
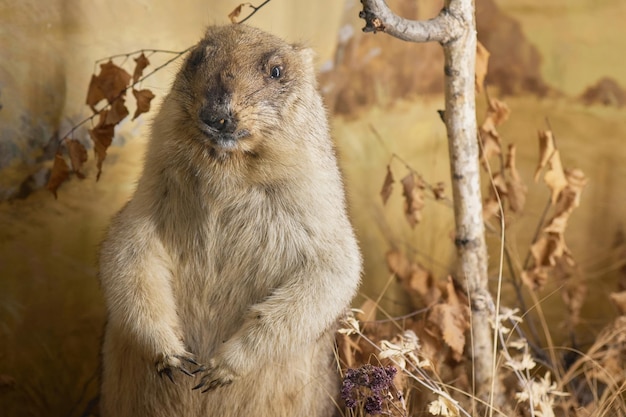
<box><xmin>360</xmin><ymin>0</ymin><xmax>501</xmax><ymax>410</ymax></box>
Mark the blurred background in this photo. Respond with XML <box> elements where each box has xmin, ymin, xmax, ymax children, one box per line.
<box><xmin>1</xmin><ymin>0</ymin><xmax>625</xmax><ymax>415</ymax></box>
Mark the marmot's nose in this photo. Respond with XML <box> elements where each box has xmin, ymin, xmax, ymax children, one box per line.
<box><xmin>200</xmin><ymin>108</ymin><xmax>237</xmax><ymax>133</ymax></box>
<box><xmin>206</xmin><ymin>115</ymin><xmax>236</xmax><ymax>133</ymax></box>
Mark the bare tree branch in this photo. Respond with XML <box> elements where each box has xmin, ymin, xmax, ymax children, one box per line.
<box><xmin>359</xmin><ymin>1</ymin><xmax>462</xmax><ymax>44</ymax></box>
<box><xmin>360</xmin><ymin>0</ymin><xmax>501</xmax><ymax>410</ymax></box>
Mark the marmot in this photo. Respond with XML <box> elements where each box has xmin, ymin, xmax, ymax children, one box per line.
<box><xmin>98</xmin><ymin>24</ymin><xmax>361</xmax><ymax>417</ymax></box>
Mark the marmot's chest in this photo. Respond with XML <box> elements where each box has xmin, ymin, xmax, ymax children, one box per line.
<box><xmin>164</xmin><ymin>194</ymin><xmax>313</xmax><ymax>300</ymax></box>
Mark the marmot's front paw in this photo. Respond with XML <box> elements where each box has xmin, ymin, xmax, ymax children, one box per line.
<box><xmin>156</xmin><ymin>353</ymin><xmax>203</xmax><ymax>383</ymax></box>
<box><xmin>192</xmin><ymin>359</ymin><xmax>236</xmax><ymax>392</ymax></box>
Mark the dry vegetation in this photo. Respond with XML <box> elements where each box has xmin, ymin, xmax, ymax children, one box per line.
<box><xmin>2</xmin><ymin>2</ymin><xmax>626</xmax><ymax>417</ymax></box>
<box><xmin>332</xmin><ymin>89</ymin><xmax>626</xmax><ymax>416</ymax></box>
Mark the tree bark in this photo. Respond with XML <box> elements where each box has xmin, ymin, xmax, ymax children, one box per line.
<box><xmin>360</xmin><ymin>0</ymin><xmax>496</xmax><ymax>405</ymax></box>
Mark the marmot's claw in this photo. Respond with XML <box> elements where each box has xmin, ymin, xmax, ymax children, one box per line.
<box><xmin>156</xmin><ymin>353</ymin><xmax>203</xmax><ymax>383</ymax></box>
<box><xmin>192</xmin><ymin>360</ymin><xmax>235</xmax><ymax>392</ymax></box>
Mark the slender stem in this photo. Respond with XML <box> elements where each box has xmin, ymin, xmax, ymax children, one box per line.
<box><xmin>239</xmin><ymin>0</ymin><xmax>272</xmax><ymax>24</ymax></box>
<box><xmin>360</xmin><ymin>0</ymin><xmax>500</xmax><ymax>409</ymax></box>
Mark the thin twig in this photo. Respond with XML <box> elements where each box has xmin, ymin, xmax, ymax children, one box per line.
<box><xmin>59</xmin><ymin>46</ymin><xmax>194</xmax><ymax>148</ymax></box>
<box><xmin>522</xmin><ymin>118</ymin><xmax>559</xmax><ymax>271</ymax></box>
<box><xmin>95</xmin><ymin>49</ymin><xmax>188</xmax><ymax>64</ymax></box>
<box><xmin>238</xmin><ymin>0</ymin><xmax>271</xmax><ymax>24</ymax></box>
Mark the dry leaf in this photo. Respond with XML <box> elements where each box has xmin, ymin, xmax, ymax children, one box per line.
<box><xmin>228</xmin><ymin>3</ymin><xmax>249</xmax><ymax>23</ymax></box>
<box><xmin>380</xmin><ymin>164</ymin><xmax>394</xmax><ymax>205</ymax></box>
<box><xmin>105</xmin><ymin>97</ymin><xmax>130</xmax><ymax>125</ymax></box>
<box><xmin>486</xmin><ymin>98</ymin><xmax>510</xmax><ymax>126</ymax></box>
<box><xmin>132</xmin><ymin>53</ymin><xmax>150</xmax><ymax>84</ymax></box>
<box><xmin>478</xmin><ymin>99</ymin><xmax>510</xmax><ymax>167</ymax></box>
<box><xmin>427</xmin><ymin>277</ymin><xmax>470</xmax><ymax>361</ymax></box>
<box><xmin>475</xmin><ymin>41</ymin><xmax>490</xmax><ymax>94</ymax></box>
<box><xmin>85</xmin><ymin>74</ymin><xmax>107</xmax><ymax>111</ymax></box>
<box><xmin>87</xmin><ymin>61</ymin><xmax>131</xmax><ymax>109</ymax></box>
<box><xmin>401</xmin><ymin>173</ymin><xmax>425</xmax><ymax>228</ymax></box>
<box><xmin>478</xmin><ymin>117</ymin><xmax>501</xmax><ymax>165</ymax></box>
<box><xmin>543</xmin><ymin>149</ymin><xmax>568</xmax><ymax>204</ymax></box>
<box><xmin>492</xmin><ymin>172</ymin><xmax>508</xmax><ymax>196</ymax></box>
<box><xmin>505</xmin><ymin>144</ymin><xmax>527</xmax><ymax>213</ymax></box>
<box><xmin>482</xmin><ymin>193</ymin><xmax>501</xmax><ymax>223</ymax></box>
<box><xmin>543</xmin><ymin>169</ymin><xmax>588</xmax><ymax>234</ymax></box>
<box><xmin>386</xmin><ymin>249</ymin><xmax>412</xmax><ymax>282</ymax></box>
<box><xmin>67</xmin><ymin>139</ymin><xmax>88</xmax><ymax>179</ymax></box>
<box><xmin>521</xmin><ymin>267</ymin><xmax>550</xmax><ymax>291</ymax></box>
<box><xmin>407</xmin><ymin>263</ymin><xmax>441</xmax><ymax>307</ymax></box>
<box><xmin>89</xmin><ymin>110</ymin><xmax>115</xmax><ymax>180</ymax></box>
<box><xmin>386</xmin><ymin>250</ymin><xmax>441</xmax><ymax>307</ymax></box>
<box><xmin>534</xmin><ymin>130</ymin><xmax>556</xmax><ymax>181</ymax></box>
<box><xmin>132</xmin><ymin>88</ymin><xmax>156</xmax><ymax>120</ymax></box>
<box><xmin>556</xmin><ymin>260</ymin><xmax>587</xmax><ymax>328</ymax></box>
<box><xmin>47</xmin><ymin>153</ymin><xmax>70</xmax><ymax>198</ymax></box>
<box><xmin>432</xmin><ymin>181</ymin><xmax>446</xmax><ymax>200</ymax></box>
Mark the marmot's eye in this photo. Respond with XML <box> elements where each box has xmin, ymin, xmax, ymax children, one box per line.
<box><xmin>270</xmin><ymin>65</ymin><xmax>283</xmax><ymax>79</ymax></box>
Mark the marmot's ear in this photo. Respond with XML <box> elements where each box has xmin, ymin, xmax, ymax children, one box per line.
<box><xmin>292</xmin><ymin>43</ymin><xmax>316</xmax><ymax>67</ymax></box>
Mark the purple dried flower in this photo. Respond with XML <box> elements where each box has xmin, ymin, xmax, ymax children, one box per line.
<box><xmin>341</xmin><ymin>364</ymin><xmax>398</xmax><ymax>415</ymax></box>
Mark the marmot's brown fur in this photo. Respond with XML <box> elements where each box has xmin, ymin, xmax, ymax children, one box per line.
<box><xmin>98</xmin><ymin>24</ymin><xmax>361</xmax><ymax>417</ymax></box>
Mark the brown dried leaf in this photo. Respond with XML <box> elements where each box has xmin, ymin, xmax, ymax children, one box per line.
<box><xmin>556</xmin><ymin>259</ymin><xmax>586</xmax><ymax>328</ymax></box>
<box><xmin>487</xmin><ymin>98</ymin><xmax>510</xmax><ymax>127</ymax></box>
<box><xmin>67</xmin><ymin>139</ymin><xmax>88</xmax><ymax>179</ymax></box>
<box><xmin>482</xmin><ymin>193</ymin><xmax>501</xmax><ymax>223</ymax></box>
<box><xmin>380</xmin><ymin>164</ymin><xmax>394</xmax><ymax>205</ymax></box>
<box><xmin>543</xmin><ymin>169</ymin><xmax>587</xmax><ymax>234</ymax></box>
<box><xmin>89</xmin><ymin>110</ymin><xmax>116</xmax><ymax>180</ymax></box>
<box><xmin>386</xmin><ymin>249</ymin><xmax>412</xmax><ymax>282</ymax></box>
<box><xmin>505</xmin><ymin>144</ymin><xmax>527</xmax><ymax>212</ymax></box>
<box><xmin>132</xmin><ymin>88</ymin><xmax>156</xmax><ymax>121</ymax></box>
<box><xmin>492</xmin><ymin>172</ymin><xmax>508</xmax><ymax>196</ymax></box>
<box><xmin>475</xmin><ymin>41</ymin><xmax>490</xmax><ymax>94</ymax></box>
<box><xmin>543</xmin><ymin>149</ymin><xmax>568</xmax><ymax>204</ymax></box>
<box><xmin>521</xmin><ymin>267</ymin><xmax>550</xmax><ymax>291</ymax></box>
<box><xmin>408</xmin><ymin>264</ymin><xmax>441</xmax><ymax>307</ymax></box>
<box><xmin>47</xmin><ymin>153</ymin><xmax>70</xmax><ymax>198</ymax></box>
<box><xmin>401</xmin><ymin>173</ymin><xmax>425</xmax><ymax>228</ymax></box>
<box><xmin>478</xmin><ymin>99</ymin><xmax>509</xmax><ymax>168</ymax></box>
<box><xmin>228</xmin><ymin>3</ymin><xmax>248</xmax><ymax>23</ymax></box>
<box><xmin>92</xmin><ymin>61</ymin><xmax>131</xmax><ymax>105</ymax></box>
<box><xmin>105</xmin><ymin>97</ymin><xmax>129</xmax><ymax>125</ymax></box>
<box><xmin>530</xmin><ymin>233</ymin><xmax>568</xmax><ymax>268</ymax></box>
<box><xmin>432</xmin><ymin>181</ymin><xmax>446</xmax><ymax>200</ymax></box>
<box><xmin>387</xmin><ymin>250</ymin><xmax>441</xmax><ymax>307</ymax></box>
<box><xmin>427</xmin><ymin>278</ymin><xmax>470</xmax><ymax>361</ymax></box>
<box><xmin>85</xmin><ymin>74</ymin><xmax>106</xmax><ymax>111</ymax></box>
<box><xmin>534</xmin><ymin>130</ymin><xmax>556</xmax><ymax>181</ymax></box>
<box><xmin>132</xmin><ymin>53</ymin><xmax>150</xmax><ymax>84</ymax></box>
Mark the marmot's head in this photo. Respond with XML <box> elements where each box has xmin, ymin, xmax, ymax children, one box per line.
<box><xmin>169</xmin><ymin>24</ymin><xmax>323</xmax><ymax>159</ymax></box>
